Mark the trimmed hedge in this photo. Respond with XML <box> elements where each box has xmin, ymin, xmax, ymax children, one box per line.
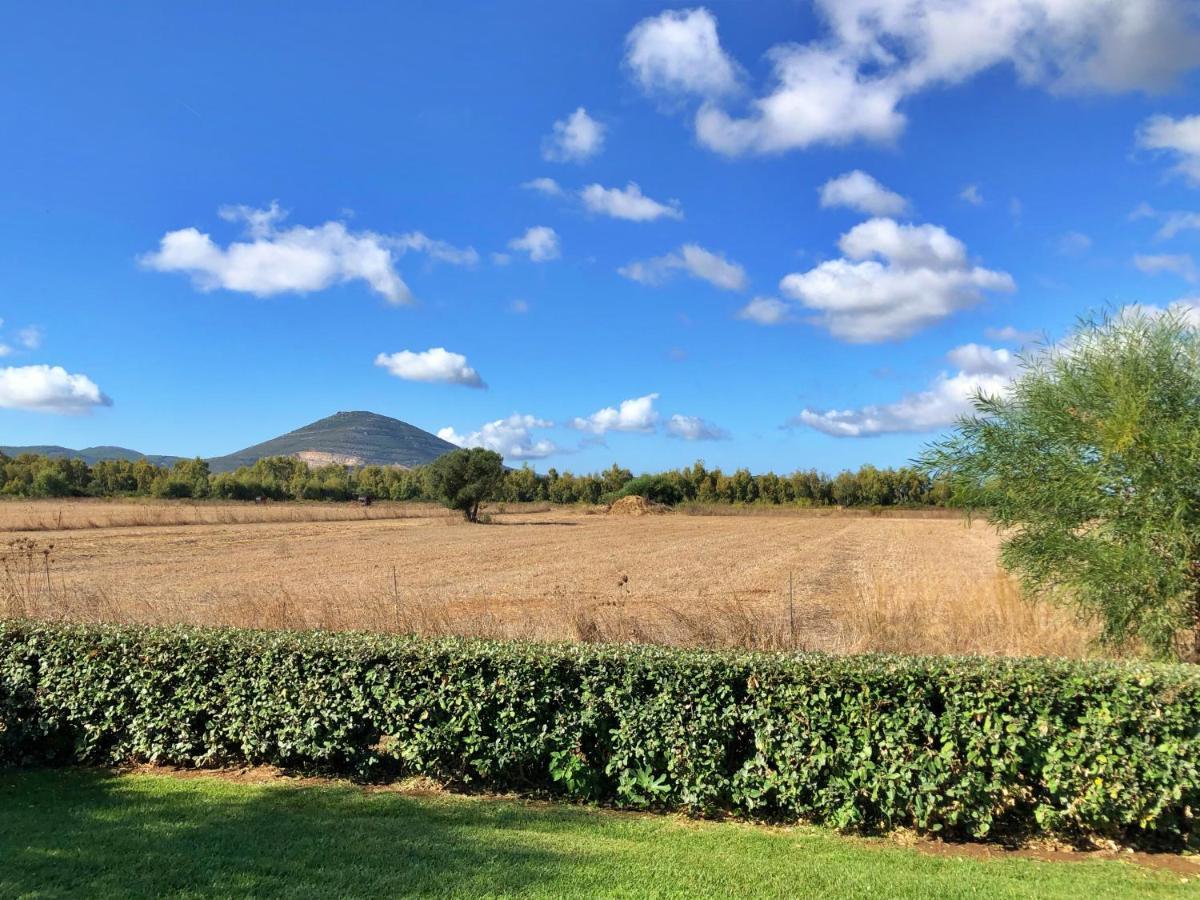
<box><xmin>2</xmin><ymin>620</ymin><xmax>1198</xmax><ymax>845</ymax></box>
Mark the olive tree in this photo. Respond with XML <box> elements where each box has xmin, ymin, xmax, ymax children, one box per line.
<box><xmin>921</xmin><ymin>311</ymin><xmax>1200</xmax><ymax>659</ymax></box>
<box><xmin>426</xmin><ymin>447</ymin><xmax>505</xmax><ymax>523</ymax></box>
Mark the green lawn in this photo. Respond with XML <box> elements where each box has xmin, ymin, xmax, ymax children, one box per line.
<box><xmin>0</xmin><ymin>770</ymin><xmax>1193</xmax><ymax>899</ymax></box>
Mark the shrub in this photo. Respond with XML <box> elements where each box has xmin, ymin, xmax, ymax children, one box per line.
<box><xmin>923</xmin><ymin>311</ymin><xmax>1200</xmax><ymax>659</ymax></box>
<box><xmin>2</xmin><ymin>621</ymin><xmax>1198</xmax><ymax>846</ymax></box>
<box><xmin>617</xmin><ymin>474</ymin><xmax>684</xmax><ymax>506</ymax></box>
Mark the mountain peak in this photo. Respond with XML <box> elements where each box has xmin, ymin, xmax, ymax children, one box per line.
<box><xmin>207</xmin><ymin>410</ymin><xmax>459</xmax><ymax>472</ymax></box>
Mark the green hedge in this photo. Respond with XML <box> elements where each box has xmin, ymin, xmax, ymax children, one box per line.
<box><xmin>2</xmin><ymin>621</ymin><xmax>1198</xmax><ymax>845</ymax></box>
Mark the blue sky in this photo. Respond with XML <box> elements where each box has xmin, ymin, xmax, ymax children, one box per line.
<box><xmin>2</xmin><ymin>1</ymin><xmax>1199</xmax><ymax>473</ymax></box>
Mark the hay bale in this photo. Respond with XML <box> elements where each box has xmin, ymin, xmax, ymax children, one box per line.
<box><xmin>608</xmin><ymin>495</ymin><xmax>666</xmax><ymax>516</ymax></box>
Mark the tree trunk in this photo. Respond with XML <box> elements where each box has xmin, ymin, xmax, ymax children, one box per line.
<box><xmin>1193</xmin><ymin>609</ymin><xmax>1200</xmax><ymax>663</ymax></box>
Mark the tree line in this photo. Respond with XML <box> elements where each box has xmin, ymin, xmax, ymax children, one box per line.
<box><xmin>0</xmin><ymin>451</ymin><xmax>951</xmax><ymax>508</ymax></box>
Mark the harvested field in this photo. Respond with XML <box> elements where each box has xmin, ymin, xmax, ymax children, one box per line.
<box><xmin>1</xmin><ymin>499</ymin><xmax>1096</xmax><ymax>657</ymax></box>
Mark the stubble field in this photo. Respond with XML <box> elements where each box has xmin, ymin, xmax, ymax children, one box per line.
<box><xmin>1</xmin><ymin>499</ymin><xmax>1094</xmax><ymax>657</ymax></box>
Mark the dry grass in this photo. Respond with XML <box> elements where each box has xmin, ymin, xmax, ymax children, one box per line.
<box><xmin>0</xmin><ymin>498</ymin><xmax>561</xmax><ymax>532</ymax></box>
<box><xmin>1</xmin><ymin>500</ymin><xmax>1097</xmax><ymax>658</ymax></box>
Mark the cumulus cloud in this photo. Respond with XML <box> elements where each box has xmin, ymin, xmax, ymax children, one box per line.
<box><xmin>1056</xmin><ymin>231</ymin><xmax>1092</xmax><ymax>255</ymax></box>
<box><xmin>819</xmin><ymin>170</ymin><xmax>908</xmax><ymax>216</ymax></box>
<box><xmin>391</xmin><ymin>232</ymin><xmax>480</xmax><ymax>266</ymax></box>
<box><xmin>522</xmin><ymin>177</ymin><xmax>565</xmax><ymax>197</ymax></box>
<box><xmin>1156</xmin><ymin>211</ymin><xmax>1200</xmax><ymax>239</ymax></box>
<box><xmin>620</xmin><ymin>243</ymin><xmax>747</xmax><ymax>291</ymax></box>
<box><xmin>959</xmin><ymin>184</ymin><xmax>984</xmax><ymax>206</ymax></box>
<box><xmin>736</xmin><ymin>296</ymin><xmax>791</xmax><ymax>325</ymax></box>
<box><xmin>374</xmin><ymin>348</ymin><xmax>485</xmax><ymax>388</ymax></box>
<box><xmin>628</xmin><ymin>2</ymin><xmax>1200</xmax><ymax>156</ymax></box>
<box><xmin>1134</xmin><ymin>253</ymin><xmax>1198</xmax><ymax>283</ymax></box>
<box><xmin>1137</xmin><ymin>114</ymin><xmax>1200</xmax><ymax>185</ymax></box>
<box><xmin>17</xmin><ymin>326</ymin><xmax>43</xmax><ymax>350</ymax></box>
<box><xmin>624</xmin><ymin>7</ymin><xmax>740</xmax><ymax>98</ymax></box>
<box><xmin>1116</xmin><ymin>297</ymin><xmax>1200</xmax><ymax>327</ymax></box>
<box><xmin>438</xmin><ymin>413</ymin><xmax>557</xmax><ymax>460</ymax></box>
<box><xmin>779</xmin><ymin>218</ymin><xmax>1015</xmax><ymax>342</ymax></box>
<box><xmin>797</xmin><ymin>297</ymin><xmax>1200</xmax><ymax>437</ymax></box>
<box><xmin>795</xmin><ymin>343</ymin><xmax>1019</xmax><ymax>437</ymax></box>
<box><xmin>985</xmin><ymin>324</ymin><xmax>1041</xmax><ymax>344</ymax></box>
<box><xmin>508</xmin><ymin>226</ymin><xmax>561</xmax><ymax>262</ymax></box>
<box><xmin>571</xmin><ymin>393</ymin><xmax>660</xmax><ymax>435</ymax></box>
<box><xmin>542</xmin><ymin>107</ymin><xmax>605</xmax><ymax>163</ymax></box>
<box><xmin>580</xmin><ymin>182</ymin><xmax>683</xmax><ymax>222</ymax></box>
<box><xmin>693</xmin><ymin>45</ymin><xmax>906</xmax><ymax>155</ymax></box>
<box><xmin>141</xmin><ymin>203</ymin><xmax>476</xmax><ymax>304</ymax></box>
<box><xmin>666</xmin><ymin>413</ymin><xmax>729</xmax><ymax>440</ymax></box>
<box><xmin>0</xmin><ymin>364</ymin><xmax>112</xmax><ymax>414</ymax></box>
<box><xmin>1125</xmin><ymin>203</ymin><xmax>1200</xmax><ymax>239</ymax></box>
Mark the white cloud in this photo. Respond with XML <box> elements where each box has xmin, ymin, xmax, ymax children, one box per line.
<box><xmin>438</xmin><ymin>414</ymin><xmax>557</xmax><ymax>460</ymax></box>
<box><xmin>522</xmin><ymin>177</ymin><xmax>564</xmax><ymax>197</ymax></box>
<box><xmin>1129</xmin><ymin>201</ymin><xmax>1157</xmax><ymax>221</ymax></box>
<box><xmin>0</xmin><ymin>344</ymin><xmax>11</xmax><ymax>358</ymax></box>
<box><xmin>736</xmin><ymin>296</ymin><xmax>791</xmax><ymax>325</ymax></box>
<box><xmin>619</xmin><ymin>243</ymin><xmax>747</xmax><ymax>291</ymax></box>
<box><xmin>944</xmin><ymin>342</ymin><xmax>1019</xmax><ymax>376</ymax></box>
<box><xmin>542</xmin><ymin>107</ymin><xmax>605</xmax><ymax>163</ymax></box>
<box><xmin>1116</xmin><ymin>298</ymin><xmax>1200</xmax><ymax>327</ymax></box>
<box><xmin>0</xmin><ymin>364</ymin><xmax>112</xmax><ymax>414</ymax></box>
<box><xmin>1134</xmin><ymin>253</ymin><xmax>1198</xmax><ymax>283</ymax></box>
<box><xmin>141</xmin><ymin>203</ymin><xmax>473</xmax><ymax>304</ymax></box>
<box><xmin>1125</xmin><ymin>203</ymin><xmax>1200</xmax><ymax>239</ymax></box>
<box><xmin>779</xmin><ymin>218</ymin><xmax>1014</xmax><ymax>342</ymax></box>
<box><xmin>693</xmin><ymin>45</ymin><xmax>906</xmax><ymax>155</ymax></box>
<box><xmin>630</xmin><ymin>2</ymin><xmax>1200</xmax><ymax>156</ymax></box>
<box><xmin>16</xmin><ymin>326</ymin><xmax>43</xmax><ymax>350</ymax></box>
<box><xmin>798</xmin><ymin>297</ymin><xmax>1200</xmax><ymax>437</ymax></box>
<box><xmin>959</xmin><ymin>184</ymin><xmax>984</xmax><ymax>206</ymax></box>
<box><xmin>796</xmin><ymin>343</ymin><xmax>1019</xmax><ymax>437</ymax></box>
<box><xmin>509</xmin><ymin>298</ymin><xmax>530</xmax><ymax>314</ymax></box>
<box><xmin>1055</xmin><ymin>231</ymin><xmax>1092</xmax><ymax>255</ymax></box>
<box><xmin>580</xmin><ymin>182</ymin><xmax>683</xmax><ymax>222</ymax></box>
<box><xmin>391</xmin><ymin>232</ymin><xmax>479</xmax><ymax>266</ymax></box>
<box><xmin>374</xmin><ymin>348</ymin><xmax>485</xmax><ymax>388</ymax></box>
<box><xmin>666</xmin><ymin>413</ymin><xmax>729</xmax><ymax>440</ymax></box>
<box><xmin>819</xmin><ymin>170</ymin><xmax>909</xmax><ymax>216</ymax></box>
<box><xmin>491</xmin><ymin>252</ymin><xmax>512</xmax><ymax>266</ymax></box>
<box><xmin>624</xmin><ymin>7</ymin><xmax>740</xmax><ymax>98</ymax></box>
<box><xmin>985</xmin><ymin>324</ymin><xmax>1040</xmax><ymax>344</ymax></box>
<box><xmin>571</xmin><ymin>393</ymin><xmax>660</xmax><ymax>435</ymax></box>
<box><xmin>1137</xmin><ymin>114</ymin><xmax>1200</xmax><ymax>185</ymax></box>
<box><xmin>508</xmin><ymin>226</ymin><xmax>560</xmax><ymax>262</ymax></box>
<box><xmin>1156</xmin><ymin>211</ymin><xmax>1200</xmax><ymax>240</ymax></box>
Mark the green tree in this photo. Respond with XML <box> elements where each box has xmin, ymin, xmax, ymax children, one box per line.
<box><xmin>503</xmin><ymin>464</ymin><xmax>540</xmax><ymax>502</ymax></box>
<box><xmin>922</xmin><ymin>311</ymin><xmax>1200</xmax><ymax>659</ymax></box>
<box><xmin>426</xmin><ymin>448</ymin><xmax>505</xmax><ymax>522</ymax></box>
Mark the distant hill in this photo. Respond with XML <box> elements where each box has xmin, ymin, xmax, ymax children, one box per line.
<box><xmin>206</xmin><ymin>410</ymin><xmax>460</xmax><ymax>473</ymax></box>
<box><xmin>3</xmin><ymin>411</ymin><xmax>460</xmax><ymax>473</ymax></box>
<box><xmin>0</xmin><ymin>445</ymin><xmax>183</xmax><ymax>467</ymax></box>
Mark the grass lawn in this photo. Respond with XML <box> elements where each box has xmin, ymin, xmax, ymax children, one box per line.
<box><xmin>0</xmin><ymin>769</ymin><xmax>1194</xmax><ymax>899</ymax></box>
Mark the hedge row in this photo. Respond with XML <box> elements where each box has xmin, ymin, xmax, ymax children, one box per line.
<box><xmin>2</xmin><ymin>620</ymin><xmax>1198</xmax><ymax>845</ymax></box>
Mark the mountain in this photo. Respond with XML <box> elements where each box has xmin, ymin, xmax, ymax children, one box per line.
<box><xmin>0</xmin><ymin>445</ymin><xmax>183</xmax><ymax>467</ymax></box>
<box><xmin>206</xmin><ymin>410</ymin><xmax>460</xmax><ymax>473</ymax></box>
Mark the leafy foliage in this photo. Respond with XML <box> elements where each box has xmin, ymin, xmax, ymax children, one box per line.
<box><xmin>3</xmin><ymin>620</ymin><xmax>1198</xmax><ymax>846</ymax></box>
<box><xmin>426</xmin><ymin>448</ymin><xmax>505</xmax><ymax>522</ymax></box>
<box><xmin>923</xmin><ymin>312</ymin><xmax>1200</xmax><ymax>659</ymax></box>
<box><xmin>0</xmin><ymin>448</ymin><xmax>951</xmax><ymax>509</ymax></box>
